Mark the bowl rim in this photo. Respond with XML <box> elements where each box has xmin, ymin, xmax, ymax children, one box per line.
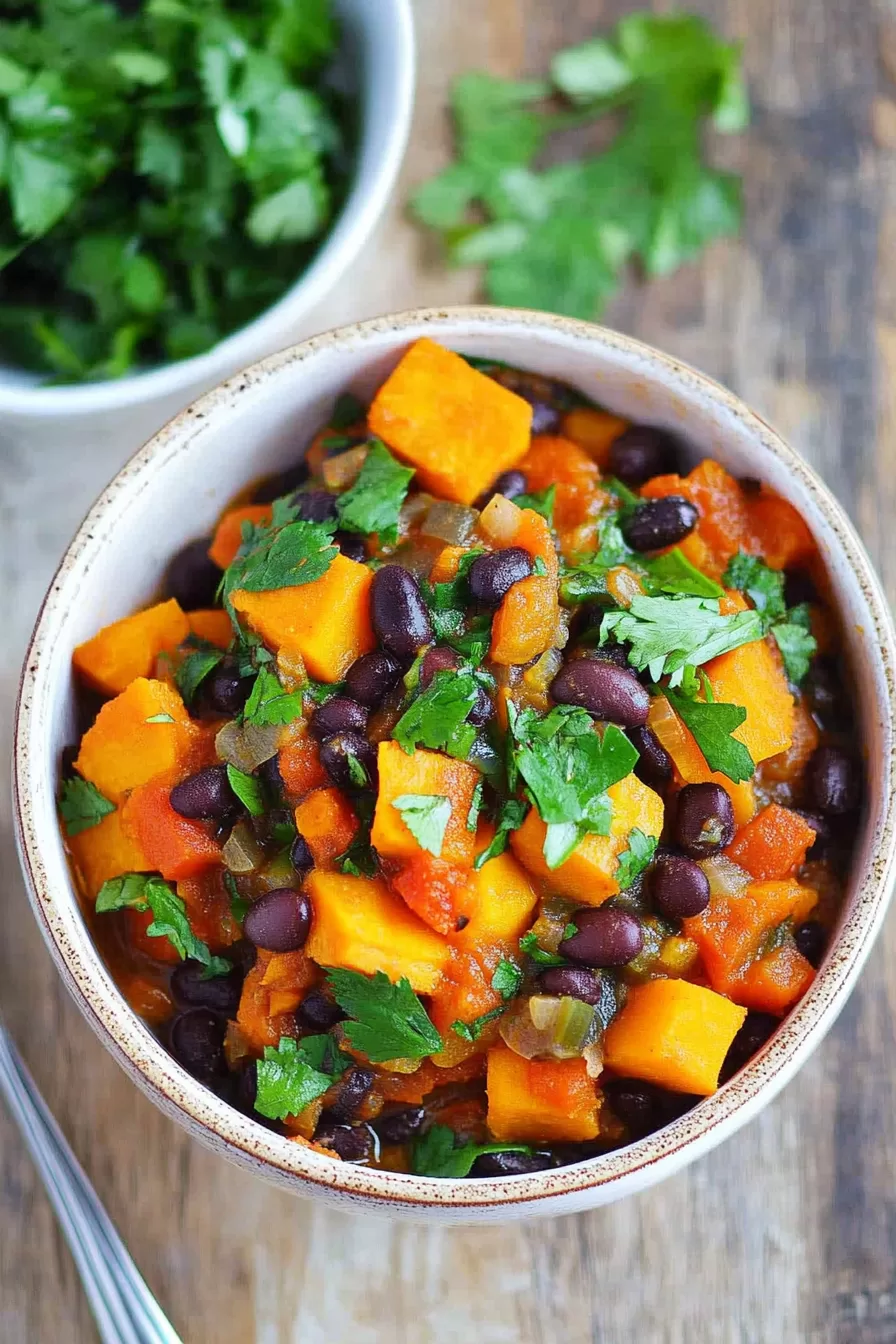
<box><xmin>14</xmin><ymin>305</ymin><xmax>896</xmax><ymax>1214</ymax></box>
<box><xmin>0</xmin><ymin>0</ymin><xmax>415</xmax><ymax>418</ymax></box>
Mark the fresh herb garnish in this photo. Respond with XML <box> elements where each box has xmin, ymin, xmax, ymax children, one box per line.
<box><xmin>601</xmin><ymin>594</ymin><xmax>763</xmax><ymax>686</ymax></box>
<box><xmin>771</xmin><ymin>606</ymin><xmax>817</xmax><ymax>686</ymax></box>
<box><xmin>325</xmin><ymin>969</ymin><xmax>443</xmax><ymax>1063</ymax></box>
<box><xmin>223</xmin><ymin>871</ymin><xmax>249</xmax><ymax>926</ymax></box>
<box><xmin>514</xmin><ymin>484</ymin><xmax>556</xmax><ymax>524</ymax></box>
<box><xmin>519</xmin><ymin>930</ymin><xmax>567</xmax><ymax>967</ymax></box>
<box><xmin>391</xmin><ymin>794</ymin><xmax>452</xmax><ymax>857</ymax></box>
<box><xmin>335</xmin><ymin>832</ymin><xmax>379</xmax><ymax>878</ymax></box>
<box><xmin>466</xmin><ymin>780</ymin><xmax>484</xmax><ymax>833</ymax></box>
<box><xmin>645</xmin><ymin>549</ymin><xmax>724</xmax><ymax>598</ymax></box>
<box><xmin>225</xmin><ymin>764</ymin><xmax>265</xmax><ymax>816</ymax></box>
<box><xmin>242</xmin><ymin>666</ymin><xmax>304</xmax><ymax>727</ymax></box>
<box><xmin>473</xmin><ymin>797</ymin><xmax>529</xmax><ymax>869</ymax></box>
<box><xmin>146</xmin><ymin>712</ymin><xmax>175</xmax><ymax>723</ymax></box>
<box><xmin>96</xmin><ymin>874</ymin><xmax>230</xmax><ymax>975</ymax></box>
<box><xmin>722</xmin><ymin>552</ymin><xmax>817</xmax><ymax>684</ymax></box>
<box><xmin>615</xmin><ymin>828</ymin><xmax>658</xmax><ymax>889</ymax></box>
<box><xmin>58</xmin><ymin>777</ymin><xmax>115</xmax><ymax>836</ymax></box>
<box><xmin>451</xmin><ymin>1005</ymin><xmax>506</xmax><ymax>1041</ymax></box>
<box><xmin>665</xmin><ymin>688</ymin><xmax>754</xmax><ymax>783</ymax></box>
<box><xmin>335</xmin><ymin>440</ymin><xmax>415</xmax><ymax>546</ymax></box>
<box><xmin>412</xmin><ymin>1123</ymin><xmax>531</xmax><ymax>1179</ymax></box>
<box><xmin>330</xmin><ymin>392</ymin><xmax>365</xmax><ymax>430</ymax></box>
<box><xmin>174</xmin><ymin>638</ymin><xmax>225</xmax><ymax>704</ymax></box>
<box><xmin>392</xmin><ymin>668</ymin><xmax>480</xmax><ymax>760</ymax></box>
<box><xmin>491</xmin><ymin>959</ymin><xmax>523</xmax><ymax>1000</ymax></box>
<box><xmin>222</xmin><ymin>508</ymin><xmax>338</xmax><ymax>616</ymax></box>
<box><xmin>254</xmin><ymin>1036</ymin><xmax>345</xmax><ymax>1122</ymax></box>
<box><xmin>410</xmin><ymin>14</ymin><xmax>746</xmax><ymax>320</ymax></box>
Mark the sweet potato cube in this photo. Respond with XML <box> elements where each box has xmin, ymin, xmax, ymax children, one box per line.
<box><xmin>74</xmin><ymin>679</ymin><xmax>195</xmax><ymax>803</ymax></box>
<box><xmin>603</xmin><ymin>979</ymin><xmax>747</xmax><ymax>1095</ymax></box>
<box><xmin>304</xmin><ymin>871</ymin><xmax>450</xmax><ymax>993</ymax></box>
<box><xmin>231</xmin><ymin>553</ymin><xmax>375</xmax><ymax>682</ymax></box>
<box><xmin>705</xmin><ymin>599</ymin><xmax>794</xmax><ymax>764</ymax></box>
<box><xmin>453</xmin><ymin>839</ymin><xmax>539</xmax><ymax>947</ymax></box>
<box><xmin>510</xmin><ymin>774</ymin><xmax>664</xmax><ymax>904</ymax></box>
<box><xmin>122</xmin><ymin>780</ymin><xmax>221</xmax><ymax>881</ymax></box>
<box><xmin>683</xmin><ymin>878</ymin><xmax>818</xmax><ymax>999</ymax></box>
<box><xmin>186</xmin><ymin>609</ymin><xmax>232</xmax><ymax>648</ymax></box>
<box><xmin>725</xmin><ymin>804</ymin><xmax>817</xmax><ymax>880</ymax></box>
<box><xmin>368</xmin><ymin>338</ymin><xmax>532</xmax><ymax>506</ymax></box>
<box><xmin>734</xmin><ymin>943</ymin><xmax>816</xmax><ymax>1015</ymax></box>
<box><xmin>73</xmin><ymin>599</ymin><xmax>189</xmax><ymax>696</ymax></box>
<box><xmin>68</xmin><ymin>809</ymin><xmax>151</xmax><ymax>899</ymax></box>
<box><xmin>372</xmin><ymin>741</ymin><xmax>479</xmax><ymax>865</ymax></box>
<box><xmin>486</xmin><ymin>1047</ymin><xmax>600</xmax><ymax>1143</ymax></box>
<box><xmin>294</xmin><ymin>788</ymin><xmax>358</xmax><ymax>867</ymax></box>
<box><xmin>208</xmin><ymin>504</ymin><xmax>271</xmax><ymax>569</ymax></box>
<box><xmin>560</xmin><ymin>407</ymin><xmax>629</xmax><ymax>466</ymax></box>
<box><xmin>490</xmin><ymin>507</ymin><xmax>560</xmax><ymax>666</ymax></box>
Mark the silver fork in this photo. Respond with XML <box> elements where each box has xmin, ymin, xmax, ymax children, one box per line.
<box><xmin>0</xmin><ymin>1025</ymin><xmax>183</xmax><ymax>1344</ymax></box>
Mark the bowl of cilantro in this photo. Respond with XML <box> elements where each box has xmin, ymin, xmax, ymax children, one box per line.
<box><xmin>15</xmin><ymin>307</ymin><xmax>896</xmax><ymax>1220</ymax></box>
<box><xmin>0</xmin><ymin>0</ymin><xmax>414</xmax><ymax>443</ymax></box>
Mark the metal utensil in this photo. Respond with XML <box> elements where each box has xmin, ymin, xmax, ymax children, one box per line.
<box><xmin>0</xmin><ymin>1025</ymin><xmax>182</xmax><ymax>1344</ymax></box>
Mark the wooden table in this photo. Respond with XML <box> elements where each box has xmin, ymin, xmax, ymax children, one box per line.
<box><xmin>2</xmin><ymin>2</ymin><xmax>895</xmax><ymax>1339</ymax></box>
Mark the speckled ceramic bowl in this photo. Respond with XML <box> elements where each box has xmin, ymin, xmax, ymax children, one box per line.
<box><xmin>14</xmin><ymin>308</ymin><xmax>896</xmax><ymax>1222</ymax></box>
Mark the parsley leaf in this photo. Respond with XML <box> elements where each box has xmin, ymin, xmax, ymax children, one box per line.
<box><xmin>412</xmin><ymin>1123</ymin><xmax>532</xmax><ymax>1179</ymax></box>
<box><xmin>335</xmin><ymin>440</ymin><xmax>414</xmax><ymax>545</ymax></box>
<box><xmin>96</xmin><ymin>873</ymin><xmax>230</xmax><ymax>975</ymax></box>
<box><xmin>665</xmin><ymin>689</ymin><xmax>755</xmax><ymax>783</ymax></box>
<box><xmin>58</xmin><ymin>777</ymin><xmax>115</xmax><ymax>836</ymax></box>
<box><xmin>225</xmin><ymin>764</ymin><xmax>265</xmax><ymax>816</ymax></box>
<box><xmin>392</xmin><ymin>668</ymin><xmax>479</xmax><ymax>759</ymax></box>
<box><xmin>242</xmin><ymin>666</ymin><xmax>304</xmax><ymax>727</ymax></box>
<box><xmin>723</xmin><ymin>552</ymin><xmax>787</xmax><ymax>623</ymax></box>
<box><xmin>513</xmin><ymin>484</ymin><xmax>556</xmax><ymax>524</ymax></box>
<box><xmin>601</xmin><ymin>594</ymin><xmax>764</xmax><ymax>686</ymax></box>
<box><xmin>615</xmin><ymin>828</ymin><xmax>658</xmax><ymax>889</ymax></box>
<box><xmin>174</xmin><ymin>638</ymin><xmax>225</xmax><ymax>704</ymax></box>
<box><xmin>492</xmin><ymin>959</ymin><xmax>523</xmax><ymax>1000</ymax></box>
<box><xmin>325</xmin><ymin>969</ymin><xmax>443</xmax><ymax>1063</ymax></box>
<box><xmin>254</xmin><ymin>1037</ymin><xmax>335</xmax><ymax>1122</ymax></box>
<box><xmin>473</xmin><ymin>797</ymin><xmax>529</xmax><ymax>869</ymax></box>
<box><xmin>392</xmin><ymin>794</ymin><xmax>452</xmax><ymax>857</ymax></box>
<box><xmin>519</xmin><ymin>931</ymin><xmax>567</xmax><ymax>967</ymax></box>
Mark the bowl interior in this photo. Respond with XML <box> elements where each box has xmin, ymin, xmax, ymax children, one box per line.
<box><xmin>16</xmin><ymin>308</ymin><xmax>896</xmax><ymax>1218</ymax></box>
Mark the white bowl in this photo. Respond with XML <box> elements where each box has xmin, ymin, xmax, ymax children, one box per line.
<box><xmin>0</xmin><ymin>0</ymin><xmax>414</xmax><ymax>445</ymax></box>
<box><xmin>14</xmin><ymin>307</ymin><xmax>896</xmax><ymax>1222</ymax></box>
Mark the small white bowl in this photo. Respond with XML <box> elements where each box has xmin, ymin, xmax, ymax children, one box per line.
<box><xmin>14</xmin><ymin>308</ymin><xmax>896</xmax><ymax>1222</ymax></box>
<box><xmin>0</xmin><ymin>0</ymin><xmax>414</xmax><ymax>444</ymax></box>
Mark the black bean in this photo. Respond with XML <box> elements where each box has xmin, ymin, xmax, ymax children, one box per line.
<box><xmin>309</xmin><ymin>696</ymin><xmax>369</xmax><ymax>741</ymax></box>
<box><xmin>537</xmin><ymin>966</ymin><xmax>603</xmax><ymax>1004</ymax></box>
<box><xmin>492</xmin><ymin>469</ymin><xmax>528</xmax><ymax>500</ymax></box>
<box><xmin>784</xmin><ymin>568</ymin><xmax>817</xmax><ymax>607</ymax></box>
<box><xmin>601</xmin><ymin>1078</ymin><xmax>667</xmax><ymax>1138</ymax></box>
<box><xmin>290</xmin><ymin>832</ymin><xmax>314</xmax><ymax>877</ymax></box>
<box><xmin>608</xmin><ymin>426</ymin><xmax>679</xmax><ymax>487</ymax></box>
<box><xmin>804</xmin><ymin>661</ymin><xmax>840</xmax><ymax>720</ymax></box>
<box><xmin>314</xmin><ymin>1122</ymin><xmax>372</xmax><ymax>1162</ymax></box>
<box><xmin>169</xmin><ymin>1009</ymin><xmax>227</xmax><ymax>1084</ymax></box>
<box><xmin>622</xmin><ymin>496</ymin><xmax>699</xmax><ymax>552</ymax></box>
<box><xmin>203</xmin><ymin>660</ymin><xmax>252</xmax><ymax>717</ymax></box>
<box><xmin>251</xmin><ymin>807</ymin><xmax>296</xmax><ymax>849</ymax></box>
<box><xmin>233</xmin><ymin>1059</ymin><xmax>258</xmax><ymax>1114</ymax></box>
<box><xmin>650</xmin><ymin>854</ymin><xmax>710</xmax><ymax>918</ymax></box>
<box><xmin>559</xmin><ymin>908</ymin><xmax>644</xmax><ymax>967</ymax></box>
<box><xmin>259</xmin><ymin>754</ymin><xmax>285</xmax><ymax>796</ymax></box>
<box><xmin>170</xmin><ymin>960</ymin><xmax>243</xmax><ymax>1016</ymax></box>
<box><xmin>550</xmin><ymin>658</ymin><xmax>649</xmax><ymax>727</ymax></box>
<box><xmin>490</xmin><ymin>368</ymin><xmax>564</xmax><ymax>434</ymax></box>
<box><xmin>170</xmin><ymin>765</ymin><xmax>238</xmax><ymax>821</ymax></box>
<box><xmin>469</xmin><ymin>1151</ymin><xmax>553</xmax><ymax>1177</ymax></box>
<box><xmin>345</xmin><ymin>651</ymin><xmax>404</xmax><ymax>707</ymax></box>
<box><xmin>420</xmin><ymin>646</ymin><xmax>461</xmax><ymax>688</ymax></box>
<box><xmin>164</xmin><ymin>538</ymin><xmax>220</xmax><ymax>609</ymax></box>
<box><xmin>468</xmin><ymin>548</ymin><xmax>533</xmax><ymax>607</ymax></box>
<box><xmin>588</xmin><ymin>643</ymin><xmax>631</xmax><ymax>668</ymax></box>
<box><xmin>628</xmin><ymin>725</ymin><xmax>673</xmax><ymax>789</ymax></box>
<box><xmin>720</xmin><ymin>1012</ymin><xmax>778</xmax><ymax>1082</ymax></box>
<box><xmin>243</xmin><ymin>888</ymin><xmax>312</xmax><ymax>952</ymax></box>
<box><xmin>468</xmin><ymin>686</ymin><xmax>494</xmax><ymax>727</ymax></box>
<box><xmin>794</xmin><ymin>920</ymin><xmax>827</xmax><ymax>968</ymax></box>
<box><xmin>228</xmin><ymin>939</ymin><xmax>258</xmax><ymax>978</ymax></box>
<box><xmin>319</xmin><ymin>732</ymin><xmax>378</xmax><ymax>792</ymax></box>
<box><xmin>335</xmin><ymin>530</ymin><xmax>367</xmax><ymax>564</ymax></box>
<box><xmin>371</xmin><ymin>565</ymin><xmax>433</xmax><ymax>658</ymax></box>
<box><xmin>375</xmin><ymin>1106</ymin><xmax>427</xmax><ymax>1144</ymax></box>
<box><xmin>674</xmin><ymin>783</ymin><xmax>735</xmax><ymax>857</ymax></box>
<box><xmin>793</xmin><ymin>810</ymin><xmax>830</xmax><ymax>849</ymax></box>
<box><xmin>806</xmin><ymin>746</ymin><xmax>860</xmax><ymax>815</ymax></box>
<box><xmin>297</xmin><ymin>990</ymin><xmax>346</xmax><ymax>1031</ymax></box>
<box><xmin>320</xmin><ymin>1066</ymin><xmax>375</xmax><ymax>1124</ymax></box>
<box><xmin>292</xmin><ymin>488</ymin><xmax>338</xmax><ymax>522</ymax></box>
<box><xmin>252</xmin><ymin>459</ymin><xmax>309</xmax><ymax>503</ymax></box>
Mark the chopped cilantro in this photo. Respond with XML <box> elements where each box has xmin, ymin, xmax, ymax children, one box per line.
<box><xmin>412</xmin><ymin>1123</ymin><xmax>531</xmax><ymax>1179</ymax></box>
<box><xmin>723</xmin><ymin>552</ymin><xmax>786</xmax><ymax>623</ymax></box>
<box><xmin>466</xmin><ymin>780</ymin><xmax>484</xmax><ymax>832</ymax></box>
<box><xmin>325</xmin><ymin>969</ymin><xmax>443</xmax><ymax>1063</ymax></box>
<box><xmin>615</xmin><ymin>828</ymin><xmax>658</xmax><ymax>889</ymax></box>
<box><xmin>473</xmin><ymin>797</ymin><xmax>529</xmax><ymax>869</ymax></box>
<box><xmin>644</xmin><ymin>548</ymin><xmax>723</xmax><ymax>598</ymax></box>
<box><xmin>451</xmin><ymin>1005</ymin><xmax>506</xmax><ymax>1041</ymax></box>
<box><xmin>392</xmin><ymin>793</ymin><xmax>452</xmax><ymax>857</ymax></box>
<box><xmin>174</xmin><ymin>638</ymin><xmax>224</xmax><ymax>704</ymax></box>
<box><xmin>491</xmin><ymin>959</ymin><xmax>523</xmax><ymax>1000</ymax></box>
<box><xmin>665</xmin><ymin>689</ymin><xmax>755</xmax><ymax>783</ymax></box>
<box><xmin>514</xmin><ymin>484</ymin><xmax>556</xmax><ymax>524</ymax></box>
<box><xmin>242</xmin><ymin>666</ymin><xmax>304</xmax><ymax>727</ymax></box>
<box><xmin>335</xmin><ymin>440</ymin><xmax>415</xmax><ymax>545</ymax></box>
<box><xmin>330</xmin><ymin>393</ymin><xmax>366</xmax><ymax>430</ymax></box>
<box><xmin>225</xmin><ymin>764</ymin><xmax>265</xmax><ymax>816</ymax></box>
<box><xmin>96</xmin><ymin>874</ymin><xmax>230</xmax><ymax>975</ymax></box>
<box><xmin>145</xmin><ymin>712</ymin><xmax>175</xmax><ymax>724</ymax></box>
<box><xmin>519</xmin><ymin>931</ymin><xmax>567</xmax><ymax>967</ymax></box>
<box><xmin>254</xmin><ymin>1037</ymin><xmax>335</xmax><ymax>1122</ymax></box>
<box><xmin>223</xmin><ymin>872</ymin><xmax>249</xmax><ymax>927</ymax></box>
<box><xmin>335</xmin><ymin>832</ymin><xmax>379</xmax><ymax>878</ymax></box>
<box><xmin>772</xmin><ymin>607</ymin><xmax>817</xmax><ymax>685</ymax></box>
<box><xmin>58</xmin><ymin>777</ymin><xmax>115</xmax><ymax>837</ymax></box>
<box><xmin>392</xmin><ymin>668</ymin><xmax>480</xmax><ymax>759</ymax></box>
<box><xmin>221</xmin><ymin>510</ymin><xmax>338</xmax><ymax>617</ymax></box>
<box><xmin>601</xmin><ymin>594</ymin><xmax>764</xmax><ymax>686</ymax></box>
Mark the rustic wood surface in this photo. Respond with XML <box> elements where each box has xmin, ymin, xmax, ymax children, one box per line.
<box><xmin>2</xmin><ymin>1</ymin><xmax>896</xmax><ymax>1340</ymax></box>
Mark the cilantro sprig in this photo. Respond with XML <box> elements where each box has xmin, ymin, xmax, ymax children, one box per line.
<box><xmin>254</xmin><ymin>1035</ymin><xmax>351</xmax><ymax>1122</ymax></box>
<box><xmin>325</xmin><ymin>969</ymin><xmax>442</xmax><ymax>1063</ymax></box>
<box><xmin>242</xmin><ymin>666</ymin><xmax>304</xmax><ymax>727</ymax></box>
<box><xmin>601</xmin><ymin>594</ymin><xmax>763</xmax><ymax>686</ymax></box>
<box><xmin>58</xmin><ymin>777</ymin><xmax>115</xmax><ymax>836</ymax></box>
<box><xmin>174</xmin><ymin>637</ymin><xmax>225</xmax><ymax>705</ymax></box>
<box><xmin>392</xmin><ymin>668</ymin><xmax>480</xmax><ymax>760</ymax></box>
<box><xmin>391</xmin><ymin>794</ymin><xmax>452</xmax><ymax>857</ymax></box>
<box><xmin>335</xmin><ymin>440</ymin><xmax>414</xmax><ymax>546</ymax></box>
<box><xmin>722</xmin><ymin>552</ymin><xmax>817</xmax><ymax>685</ymax></box>
<box><xmin>615</xmin><ymin>828</ymin><xmax>658</xmax><ymax>890</ymax></box>
<box><xmin>412</xmin><ymin>1124</ymin><xmax>532</xmax><ymax>1179</ymax></box>
<box><xmin>96</xmin><ymin>874</ymin><xmax>230</xmax><ymax>975</ymax></box>
<box><xmin>665</xmin><ymin>689</ymin><xmax>754</xmax><ymax>783</ymax></box>
<box><xmin>221</xmin><ymin>504</ymin><xmax>339</xmax><ymax>615</ymax></box>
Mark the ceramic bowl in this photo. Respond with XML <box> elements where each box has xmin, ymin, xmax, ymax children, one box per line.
<box><xmin>14</xmin><ymin>307</ymin><xmax>896</xmax><ymax>1222</ymax></box>
<box><xmin>0</xmin><ymin>0</ymin><xmax>414</xmax><ymax>445</ymax></box>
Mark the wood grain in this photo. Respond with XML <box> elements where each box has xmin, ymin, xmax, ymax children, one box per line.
<box><xmin>2</xmin><ymin>1</ymin><xmax>895</xmax><ymax>1340</ymax></box>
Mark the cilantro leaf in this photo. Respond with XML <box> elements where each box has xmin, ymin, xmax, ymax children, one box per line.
<box><xmin>224</xmin><ymin>871</ymin><xmax>249</xmax><ymax>927</ymax></box>
<box><xmin>772</xmin><ymin>618</ymin><xmax>817</xmax><ymax>686</ymax></box>
<box><xmin>615</xmin><ymin>828</ymin><xmax>658</xmax><ymax>889</ymax></box>
<box><xmin>412</xmin><ymin>1123</ymin><xmax>532</xmax><ymax>1179</ymax></box>
<box><xmin>722</xmin><ymin>552</ymin><xmax>787</xmax><ymax>623</ymax></box>
<box><xmin>335</xmin><ymin>832</ymin><xmax>379</xmax><ymax>878</ymax></box>
<box><xmin>473</xmin><ymin>797</ymin><xmax>529</xmax><ymax>869</ymax></box>
<box><xmin>466</xmin><ymin>780</ymin><xmax>484</xmax><ymax>832</ymax></box>
<box><xmin>222</xmin><ymin>514</ymin><xmax>338</xmax><ymax>612</ymax></box>
<box><xmin>59</xmin><ymin>777</ymin><xmax>115</xmax><ymax>837</ymax></box>
<box><xmin>392</xmin><ymin>668</ymin><xmax>479</xmax><ymax>759</ymax></box>
<box><xmin>513</xmin><ymin>484</ymin><xmax>556</xmax><ymax>524</ymax></box>
<box><xmin>254</xmin><ymin>1037</ymin><xmax>334</xmax><ymax>1122</ymax></box>
<box><xmin>146</xmin><ymin>713</ymin><xmax>175</xmax><ymax>724</ymax></box>
<box><xmin>225</xmin><ymin>764</ymin><xmax>265</xmax><ymax>816</ymax></box>
<box><xmin>451</xmin><ymin>1005</ymin><xmax>506</xmax><ymax>1041</ymax></box>
<box><xmin>335</xmin><ymin>440</ymin><xmax>414</xmax><ymax>545</ymax></box>
<box><xmin>330</xmin><ymin>392</ymin><xmax>365</xmax><ymax>429</ymax></box>
<box><xmin>325</xmin><ymin>969</ymin><xmax>443</xmax><ymax>1063</ymax></box>
<box><xmin>175</xmin><ymin>639</ymin><xmax>224</xmax><ymax>704</ymax></box>
<box><xmin>601</xmin><ymin>594</ymin><xmax>764</xmax><ymax>686</ymax></box>
<box><xmin>645</xmin><ymin>548</ymin><xmax>723</xmax><ymax>598</ymax></box>
<box><xmin>392</xmin><ymin>794</ymin><xmax>452</xmax><ymax>857</ymax></box>
<box><xmin>519</xmin><ymin>931</ymin><xmax>566</xmax><ymax>967</ymax></box>
<box><xmin>242</xmin><ymin>666</ymin><xmax>304</xmax><ymax>727</ymax></box>
<box><xmin>665</xmin><ymin>689</ymin><xmax>754</xmax><ymax>783</ymax></box>
<box><xmin>96</xmin><ymin>874</ymin><xmax>230</xmax><ymax>974</ymax></box>
<box><xmin>491</xmin><ymin>959</ymin><xmax>523</xmax><ymax>1000</ymax></box>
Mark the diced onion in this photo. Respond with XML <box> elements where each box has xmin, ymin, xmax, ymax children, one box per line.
<box><xmin>398</xmin><ymin>493</ymin><xmax>435</xmax><ymax>529</ymax></box>
<box><xmin>222</xmin><ymin>821</ymin><xmax>265</xmax><ymax>874</ymax></box>
<box><xmin>215</xmin><ymin>719</ymin><xmax>280</xmax><ymax>772</ymax></box>
<box><xmin>523</xmin><ymin>646</ymin><xmax>563</xmax><ymax>694</ymax></box>
<box><xmin>698</xmin><ymin>854</ymin><xmax>751</xmax><ymax>899</ymax></box>
<box><xmin>479</xmin><ymin>493</ymin><xmax>521</xmax><ymax>544</ymax></box>
<box><xmin>500</xmin><ymin>995</ymin><xmax>596</xmax><ymax>1060</ymax></box>
<box><xmin>421</xmin><ymin>500</ymin><xmax>479</xmax><ymax>545</ymax></box>
<box><xmin>322</xmin><ymin>444</ymin><xmax>368</xmax><ymax>490</ymax></box>
<box><xmin>606</xmin><ymin>565</ymin><xmax>645</xmax><ymax>608</ymax></box>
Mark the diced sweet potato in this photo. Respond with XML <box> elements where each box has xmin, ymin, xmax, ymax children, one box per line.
<box><xmin>372</xmin><ymin>741</ymin><xmax>479</xmax><ymax>865</ymax></box>
<box><xmin>237</xmin><ymin>949</ymin><xmax>297</xmax><ymax>1052</ymax></box>
<box><xmin>186</xmin><ymin>609</ymin><xmax>232</xmax><ymax>648</ymax></box>
<box><xmin>603</xmin><ymin>979</ymin><xmax>747</xmax><ymax>1094</ymax></box>
<box><xmin>74</xmin><ymin>679</ymin><xmax>195</xmax><ymax>803</ymax></box>
<box><xmin>510</xmin><ymin>774</ymin><xmax>664</xmax><ymax>903</ymax></box>
<box><xmin>490</xmin><ymin>507</ymin><xmax>560</xmax><ymax>666</ymax></box>
<box><xmin>294</xmin><ymin>788</ymin><xmax>358</xmax><ymax>867</ymax></box>
<box><xmin>429</xmin><ymin>948</ymin><xmax>503</xmax><ymax>1062</ymax></box>
<box><xmin>429</xmin><ymin>545</ymin><xmax>467</xmax><ymax>583</ymax></box>
<box><xmin>453</xmin><ymin>839</ymin><xmax>538</xmax><ymax>947</ymax></box>
<box><xmin>560</xmin><ymin>406</ymin><xmax>629</xmax><ymax>466</ymax></box>
<box><xmin>641</xmin><ymin>460</ymin><xmax>750</xmax><ymax>578</ymax></box>
<box><xmin>391</xmin><ymin>854</ymin><xmax>476</xmax><ymax>935</ymax></box>
<box><xmin>486</xmin><ymin>1046</ymin><xmax>600</xmax><ymax>1142</ymax></box>
<box><xmin>725</xmin><ymin>804</ymin><xmax>817</xmax><ymax>880</ymax></box>
<box><xmin>517</xmin><ymin>435</ymin><xmax>603</xmax><ymax>530</ymax></box>
<box><xmin>747</xmin><ymin>493</ymin><xmax>815</xmax><ymax>571</ymax></box>
<box><xmin>68</xmin><ymin>809</ymin><xmax>150</xmax><ymax>899</ymax></box>
<box><xmin>231</xmin><ymin>553</ymin><xmax>375</xmax><ymax>682</ymax></box>
<box><xmin>304</xmin><ymin>870</ymin><xmax>450</xmax><ymax>993</ymax></box>
<box><xmin>648</xmin><ymin>694</ymin><xmax>756</xmax><ymax>825</ymax></box>
<box><xmin>208</xmin><ymin>504</ymin><xmax>271</xmax><ymax>569</ymax></box>
<box><xmin>368</xmin><ymin>339</ymin><xmax>532</xmax><ymax>506</ymax></box>
<box><xmin>683</xmin><ymin>878</ymin><xmax>818</xmax><ymax>1000</ymax></box>
<box><xmin>278</xmin><ymin>731</ymin><xmax>328</xmax><ymax>799</ymax></box>
<box><xmin>73</xmin><ymin>599</ymin><xmax>190</xmax><ymax>696</ymax></box>
<box><xmin>705</xmin><ymin>609</ymin><xmax>794</xmax><ymax>765</ymax></box>
<box><xmin>122</xmin><ymin>780</ymin><xmax>221</xmax><ymax>881</ymax></box>
<box><xmin>734</xmin><ymin>943</ymin><xmax>816</xmax><ymax>1014</ymax></box>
